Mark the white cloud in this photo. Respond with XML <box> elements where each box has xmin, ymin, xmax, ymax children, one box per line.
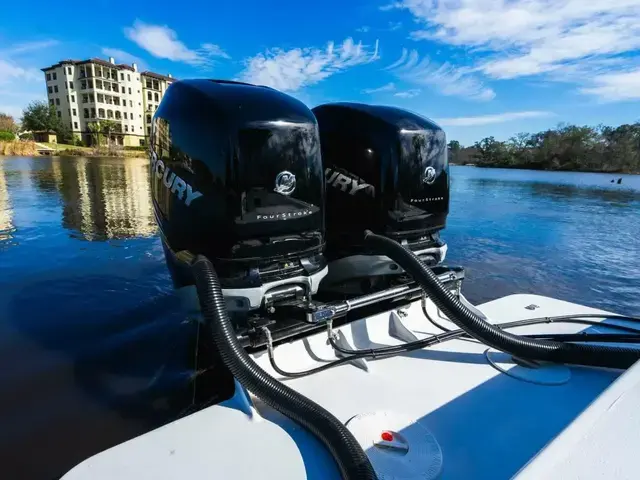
<box><xmin>356</xmin><ymin>26</ymin><xmax>370</xmax><ymax>33</ymax></box>
<box><xmin>362</xmin><ymin>82</ymin><xmax>396</xmax><ymax>94</ymax></box>
<box><xmin>436</xmin><ymin>111</ymin><xmax>554</xmax><ymax>127</ymax></box>
<box><xmin>385</xmin><ymin>49</ymin><xmax>495</xmax><ymax>101</ymax></box>
<box><xmin>201</xmin><ymin>43</ymin><xmax>230</xmax><ymax>59</ymax></box>
<box><xmin>101</xmin><ymin>48</ymin><xmax>149</xmax><ymax>71</ymax></box>
<box><xmin>239</xmin><ymin>38</ymin><xmax>379</xmax><ymax>92</ymax></box>
<box><xmin>124</xmin><ymin>21</ymin><xmax>229</xmax><ymax>67</ymax></box>
<box><xmin>388</xmin><ymin>0</ymin><xmax>640</xmax><ymax>84</ymax></box>
<box><xmin>394</xmin><ymin>88</ymin><xmax>421</xmax><ymax>98</ymax></box>
<box><xmin>0</xmin><ymin>59</ymin><xmax>40</xmax><ymax>84</ymax></box>
<box><xmin>388</xmin><ymin>21</ymin><xmax>403</xmax><ymax>31</ymax></box>
<box><xmin>579</xmin><ymin>69</ymin><xmax>640</xmax><ymax>101</ymax></box>
<box><xmin>6</xmin><ymin>40</ymin><xmax>59</xmax><ymax>55</ymax></box>
<box><xmin>0</xmin><ymin>39</ymin><xmax>57</xmax><ymax>121</ymax></box>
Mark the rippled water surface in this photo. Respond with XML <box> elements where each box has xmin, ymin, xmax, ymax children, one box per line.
<box><xmin>0</xmin><ymin>157</ymin><xmax>638</xmax><ymax>478</ymax></box>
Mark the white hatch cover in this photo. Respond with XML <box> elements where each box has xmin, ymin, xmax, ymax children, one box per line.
<box><xmin>346</xmin><ymin>411</ymin><xmax>443</xmax><ymax>480</ymax></box>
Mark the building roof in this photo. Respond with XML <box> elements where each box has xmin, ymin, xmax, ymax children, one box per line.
<box><xmin>41</xmin><ymin>57</ymin><xmax>136</xmax><ymax>72</ymax></box>
<box><xmin>41</xmin><ymin>57</ymin><xmax>176</xmax><ymax>76</ymax></box>
<box><xmin>140</xmin><ymin>71</ymin><xmax>175</xmax><ymax>82</ymax></box>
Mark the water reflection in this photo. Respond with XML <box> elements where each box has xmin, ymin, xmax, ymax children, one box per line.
<box><xmin>468</xmin><ymin>177</ymin><xmax>639</xmax><ymax>205</ymax></box>
<box><xmin>33</xmin><ymin>157</ymin><xmax>156</xmax><ymax>241</ymax></box>
<box><xmin>0</xmin><ymin>161</ymin><xmax>15</xmax><ymax>246</ymax></box>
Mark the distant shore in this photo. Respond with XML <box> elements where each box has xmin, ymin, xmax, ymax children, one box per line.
<box><xmin>450</xmin><ymin>162</ymin><xmax>638</xmax><ymax>175</ymax></box>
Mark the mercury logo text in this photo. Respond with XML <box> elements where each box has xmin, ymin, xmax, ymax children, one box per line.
<box><xmin>325</xmin><ymin>168</ymin><xmax>375</xmax><ymax>197</ymax></box>
<box><xmin>151</xmin><ymin>152</ymin><xmax>203</xmax><ymax>206</ymax></box>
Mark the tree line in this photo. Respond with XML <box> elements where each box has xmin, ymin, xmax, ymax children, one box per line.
<box><xmin>448</xmin><ymin>123</ymin><xmax>640</xmax><ymax>173</ymax></box>
<box><xmin>1</xmin><ymin>101</ymin><xmax>120</xmax><ymax>147</ymax></box>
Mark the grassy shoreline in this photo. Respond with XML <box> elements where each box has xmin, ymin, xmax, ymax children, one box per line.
<box><xmin>1</xmin><ymin>140</ymin><xmax>146</xmax><ymax>158</ymax></box>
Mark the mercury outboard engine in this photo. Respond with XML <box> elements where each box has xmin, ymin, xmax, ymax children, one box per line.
<box><xmin>150</xmin><ymin>79</ymin><xmax>327</xmax><ymax>313</ymax></box>
<box><xmin>312</xmin><ymin>103</ymin><xmax>449</xmax><ymax>292</ymax></box>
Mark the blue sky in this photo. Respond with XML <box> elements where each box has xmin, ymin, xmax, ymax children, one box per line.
<box><xmin>2</xmin><ymin>0</ymin><xmax>640</xmax><ymax>145</ymax></box>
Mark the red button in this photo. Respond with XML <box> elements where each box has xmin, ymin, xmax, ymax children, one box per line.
<box><xmin>381</xmin><ymin>431</ymin><xmax>393</xmax><ymax>442</ymax></box>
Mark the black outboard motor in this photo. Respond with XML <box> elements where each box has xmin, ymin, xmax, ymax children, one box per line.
<box><xmin>312</xmin><ymin>103</ymin><xmax>449</xmax><ymax>290</ymax></box>
<box><xmin>150</xmin><ymin>80</ymin><xmax>327</xmax><ymax>312</ymax></box>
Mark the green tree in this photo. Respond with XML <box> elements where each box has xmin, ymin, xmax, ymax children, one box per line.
<box><xmin>87</xmin><ymin>121</ymin><xmax>102</xmax><ymax>146</ymax></box>
<box><xmin>473</xmin><ymin>137</ymin><xmax>512</xmax><ymax>167</ymax></box>
<box><xmin>448</xmin><ymin>140</ymin><xmax>461</xmax><ymax>163</ymax></box>
<box><xmin>21</xmin><ymin>101</ymin><xmax>60</xmax><ymax>132</ymax></box>
<box><xmin>100</xmin><ymin>120</ymin><xmax>119</xmax><ymax>149</ymax></box>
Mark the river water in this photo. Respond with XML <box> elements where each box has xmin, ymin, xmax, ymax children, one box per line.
<box><xmin>0</xmin><ymin>157</ymin><xmax>638</xmax><ymax>479</ymax></box>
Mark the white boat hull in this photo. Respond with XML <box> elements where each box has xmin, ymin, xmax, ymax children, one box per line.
<box><xmin>62</xmin><ymin>293</ymin><xmax>639</xmax><ymax>479</ymax></box>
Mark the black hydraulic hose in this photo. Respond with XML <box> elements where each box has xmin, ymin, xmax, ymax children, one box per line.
<box><xmin>191</xmin><ymin>256</ymin><xmax>377</xmax><ymax>480</ymax></box>
<box><xmin>364</xmin><ymin>230</ymin><xmax>640</xmax><ymax>369</ymax></box>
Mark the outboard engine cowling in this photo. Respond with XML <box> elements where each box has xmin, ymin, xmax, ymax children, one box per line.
<box><xmin>312</xmin><ymin>103</ymin><xmax>449</xmax><ymax>289</ymax></box>
<box><xmin>151</xmin><ymin>79</ymin><xmax>327</xmax><ymax>311</ymax></box>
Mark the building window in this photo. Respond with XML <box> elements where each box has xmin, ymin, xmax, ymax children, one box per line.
<box><xmin>113</xmin><ymin>83</ymin><xmax>118</xmax><ymax>92</ymax></box>
<box><xmin>147</xmin><ymin>91</ymin><xmax>152</xmax><ymax>101</ymax></box>
<box><xmin>147</xmin><ymin>127</ymin><xmax>151</xmax><ymax>136</ymax></box>
<box><xmin>67</xmin><ymin>95</ymin><xmax>70</xmax><ymax>102</ymax></box>
<box><xmin>71</xmin><ymin>95</ymin><xmax>75</xmax><ymax>102</ymax></box>
<box><xmin>68</xmin><ymin>108</ymin><xmax>70</xmax><ymax>116</ymax></box>
<box><xmin>79</xmin><ymin>67</ymin><xmax>86</xmax><ymax>78</ymax></box>
<box><xmin>52</xmin><ymin>72</ymin><xmax>57</xmax><ymax>80</ymax></box>
<box><xmin>114</xmin><ymin>97</ymin><xmax>120</xmax><ymax>106</ymax></box>
<box><xmin>90</xmin><ymin>93</ymin><xmax>95</xmax><ymax>103</ymax></box>
<box><xmin>97</xmin><ymin>94</ymin><xmax>104</xmax><ymax>103</ymax></box>
<box><xmin>47</xmin><ymin>86</ymin><xmax>53</xmax><ymax>94</ymax></box>
<box><xmin>87</xmin><ymin>79</ymin><xmax>93</xmax><ymax>88</ymax></box>
<box><xmin>95</xmin><ymin>67</ymin><xmax>102</xmax><ymax>77</ymax></box>
<box><xmin>154</xmin><ymin>92</ymin><xmax>159</xmax><ymax>102</ymax></box>
<box><xmin>56</xmin><ymin>98</ymin><xmax>60</xmax><ymax>106</ymax></box>
<box><xmin>82</xmin><ymin>94</ymin><xmax>88</xmax><ymax>103</ymax></box>
<box><xmin>107</xmin><ymin>109</ymin><xmax>114</xmax><ymax>119</ymax></box>
<box><xmin>123</xmin><ymin>112</ymin><xmax>127</xmax><ymax>119</ymax></box>
<box><xmin>128</xmin><ymin>87</ymin><xmax>131</xmax><ymax>94</ymax></box>
<box><xmin>104</xmin><ymin>83</ymin><xmax>111</xmax><ymax>92</ymax></box>
<box><xmin>68</xmin><ymin>67</ymin><xmax>72</xmax><ymax>74</ymax></box>
<box><xmin>153</xmin><ymin>80</ymin><xmax>159</xmax><ymax>90</ymax></box>
<box><xmin>69</xmin><ymin>81</ymin><xmax>74</xmax><ymax>89</ymax></box>
<box><xmin>91</xmin><ymin>108</ymin><xmax>96</xmax><ymax>118</ymax></box>
<box><xmin>57</xmin><ymin>111</ymin><xmax>61</xmax><ymax>118</ymax></box>
<box><xmin>46</xmin><ymin>73</ymin><xmax>51</xmax><ymax>81</ymax></box>
<box><xmin>127</xmin><ymin>74</ymin><xmax>131</xmax><ymax>81</ymax></box>
<box><xmin>125</xmin><ymin>125</ymin><xmax>128</xmax><ymax>132</ymax></box>
<box><xmin>120</xmin><ymin>73</ymin><xmax>124</xmax><ymax>81</ymax></box>
<box><xmin>96</xmin><ymin>80</ymin><xmax>103</xmax><ymax>89</ymax></box>
<box><xmin>115</xmin><ymin>111</ymin><xmax>121</xmax><ymax>120</ymax></box>
<box><xmin>72</xmin><ymin>108</ymin><xmax>77</xmax><ymax>116</ymax></box>
<box><xmin>146</xmin><ymin>114</ymin><xmax>151</xmax><ymax>124</ymax></box>
<box><xmin>146</xmin><ymin>79</ymin><xmax>152</xmax><ymax>88</ymax></box>
<box><xmin>74</xmin><ymin>122</ymin><xmax>78</xmax><ymax>129</ymax></box>
<box><xmin>98</xmin><ymin>108</ymin><xmax>105</xmax><ymax>118</ymax></box>
<box><xmin>84</xmin><ymin>108</ymin><xmax>89</xmax><ymax>118</ymax></box>
<box><xmin>139</xmin><ymin>139</ymin><xmax>145</xmax><ymax>146</ymax></box>
<box><xmin>49</xmin><ymin>99</ymin><xmax>54</xmax><ymax>106</ymax></box>
<box><xmin>130</xmin><ymin>100</ymin><xmax>133</xmax><ymax>107</ymax></box>
<box><xmin>54</xmin><ymin>85</ymin><xmax>58</xmax><ymax>93</ymax></box>
<box><xmin>81</xmin><ymin>80</ymin><xmax>86</xmax><ymax>89</ymax></box>
<box><xmin>105</xmin><ymin>95</ymin><xmax>113</xmax><ymax>105</ymax></box>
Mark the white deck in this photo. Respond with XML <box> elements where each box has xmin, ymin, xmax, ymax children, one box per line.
<box><xmin>62</xmin><ymin>293</ymin><xmax>639</xmax><ymax>479</ymax></box>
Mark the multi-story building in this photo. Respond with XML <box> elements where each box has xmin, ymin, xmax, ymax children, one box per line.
<box><xmin>41</xmin><ymin>57</ymin><xmax>174</xmax><ymax>147</ymax></box>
